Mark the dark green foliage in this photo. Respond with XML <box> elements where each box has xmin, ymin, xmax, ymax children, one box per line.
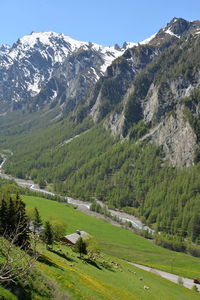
<box><xmin>2</xmin><ymin>116</ymin><xmax>200</xmax><ymax>242</ymax></box>
<box><xmin>129</xmin><ymin>121</ymin><xmax>149</xmax><ymax>140</ymax></box>
<box><xmin>1</xmin><ymin>110</ymin><xmax>92</xmax><ymax>181</ymax></box>
<box><xmin>154</xmin><ymin>233</ymin><xmax>200</xmax><ymax>257</ymax></box>
<box><xmin>155</xmin><ymin>234</ymin><xmax>186</xmax><ymax>253</ymax></box>
<box><xmin>181</xmin><ymin>89</ymin><xmax>200</xmax><ymax>108</ymax></box>
<box><xmin>0</xmin><ymin>199</ymin><xmax>7</xmax><ymax>235</ymax></box>
<box><xmin>33</xmin><ymin>207</ymin><xmax>42</xmax><ymax>233</ymax></box>
<box><xmin>74</xmin><ymin>237</ymin><xmax>87</xmax><ymax>258</ymax></box>
<box><xmin>189</xmin><ymin>213</ymin><xmax>200</xmax><ymax>242</ymax></box>
<box><xmin>183</xmin><ymin>106</ymin><xmax>200</xmax><ymax>140</ymax></box>
<box><xmin>151</xmin><ymin>35</ymin><xmax>200</xmax><ymax>85</ymax></box>
<box><xmin>43</xmin><ymin>221</ymin><xmax>54</xmax><ymax>248</ymax></box>
<box><xmin>122</xmin><ymin>64</ymin><xmax>159</xmax><ymax>135</ymax></box>
<box><xmin>90</xmin><ymin>201</ymin><xmax>103</xmax><ymax>213</ymax></box>
<box><xmin>96</xmin><ymin>78</ymin><xmax>125</xmax><ymax>120</ymax></box>
<box><xmin>191</xmin><ymin>285</ymin><xmax>199</xmax><ymax>293</ymax></box>
<box><xmin>194</xmin><ymin>148</ymin><xmax>200</xmax><ymax>164</ymax></box>
<box><xmin>123</xmin><ymin>95</ymin><xmax>143</xmax><ymax>136</ymax></box>
<box><xmin>186</xmin><ymin>244</ymin><xmax>200</xmax><ymax>257</ymax></box>
<box><xmin>0</xmin><ymin>193</ymin><xmax>30</xmax><ymax>248</ymax></box>
<box><xmin>90</xmin><ymin>200</ymin><xmax>111</xmax><ymax>217</ymax></box>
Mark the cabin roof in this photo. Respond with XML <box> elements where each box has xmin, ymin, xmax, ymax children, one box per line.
<box><xmin>64</xmin><ymin>230</ymin><xmax>88</xmax><ymax>244</ymax></box>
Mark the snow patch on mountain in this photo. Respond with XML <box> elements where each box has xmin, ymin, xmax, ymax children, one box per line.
<box><xmin>91</xmin><ymin>67</ymin><xmax>100</xmax><ymax>80</ymax></box>
<box><xmin>27</xmin><ymin>76</ymin><xmax>42</xmax><ymax>95</ymax></box>
<box><xmin>100</xmin><ymin>47</ymin><xmax>124</xmax><ymax>72</ymax></box>
<box><xmin>140</xmin><ymin>33</ymin><xmax>157</xmax><ymax>45</ymax></box>
<box><xmin>165</xmin><ymin>28</ymin><xmax>180</xmax><ymax>38</ymax></box>
<box><xmin>123</xmin><ymin>42</ymin><xmax>138</xmax><ymax>48</ymax></box>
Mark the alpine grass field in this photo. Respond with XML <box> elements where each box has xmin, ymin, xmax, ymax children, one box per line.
<box><xmin>8</xmin><ymin>194</ymin><xmax>197</xmax><ymax>299</ymax></box>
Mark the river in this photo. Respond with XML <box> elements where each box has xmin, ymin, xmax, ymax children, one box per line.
<box><xmin>0</xmin><ymin>153</ymin><xmax>154</xmax><ymax>233</ymax></box>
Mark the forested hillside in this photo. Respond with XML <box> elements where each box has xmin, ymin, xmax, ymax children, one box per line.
<box><xmin>1</xmin><ymin>116</ymin><xmax>200</xmax><ymax>244</ymax></box>
<box><xmin>1</xmin><ymin>18</ymin><xmax>200</xmax><ymax>245</ymax></box>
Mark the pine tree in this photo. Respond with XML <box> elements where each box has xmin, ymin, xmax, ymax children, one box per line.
<box><xmin>190</xmin><ymin>213</ymin><xmax>200</xmax><ymax>242</ymax></box>
<box><xmin>7</xmin><ymin>197</ymin><xmax>16</xmax><ymax>235</ymax></box>
<box><xmin>75</xmin><ymin>237</ymin><xmax>87</xmax><ymax>258</ymax></box>
<box><xmin>33</xmin><ymin>207</ymin><xmax>42</xmax><ymax>234</ymax></box>
<box><xmin>43</xmin><ymin>221</ymin><xmax>54</xmax><ymax>248</ymax></box>
<box><xmin>0</xmin><ymin>194</ymin><xmax>30</xmax><ymax>248</ymax></box>
<box><xmin>15</xmin><ymin>198</ymin><xmax>30</xmax><ymax>249</ymax></box>
<box><xmin>0</xmin><ymin>199</ymin><xmax>7</xmax><ymax>235</ymax></box>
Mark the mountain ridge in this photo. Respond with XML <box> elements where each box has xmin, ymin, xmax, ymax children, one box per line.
<box><xmin>1</xmin><ymin>17</ymin><xmax>198</xmax><ymax>114</ymax></box>
<box><xmin>1</xmin><ymin>18</ymin><xmax>200</xmax><ymax>169</ymax></box>
<box><xmin>0</xmin><ymin>30</ymin><xmax>135</xmax><ymax>113</ymax></box>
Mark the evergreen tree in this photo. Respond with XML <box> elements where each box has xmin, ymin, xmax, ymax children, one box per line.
<box><xmin>33</xmin><ymin>207</ymin><xmax>42</xmax><ymax>234</ymax></box>
<box><xmin>74</xmin><ymin>237</ymin><xmax>87</xmax><ymax>258</ymax></box>
<box><xmin>43</xmin><ymin>221</ymin><xmax>54</xmax><ymax>248</ymax></box>
<box><xmin>15</xmin><ymin>198</ymin><xmax>30</xmax><ymax>249</ymax></box>
<box><xmin>0</xmin><ymin>193</ymin><xmax>30</xmax><ymax>248</ymax></box>
<box><xmin>0</xmin><ymin>199</ymin><xmax>7</xmax><ymax>235</ymax></box>
<box><xmin>7</xmin><ymin>197</ymin><xmax>16</xmax><ymax>235</ymax></box>
<box><xmin>190</xmin><ymin>213</ymin><xmax>200</xmax><ymax>242</ymax></box>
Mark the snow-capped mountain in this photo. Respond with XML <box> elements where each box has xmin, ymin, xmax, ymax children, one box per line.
<box><xmin>0</xmin><ymin>31</ymin><xmax>134</xmax><ymax>112</ymax></box>
<box><xmin>1</xmin><ymin>18</ymin><xmax>200</xmax><ymax>114</ymax></box>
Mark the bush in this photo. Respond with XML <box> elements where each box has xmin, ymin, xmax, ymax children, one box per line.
<box><xmin>154</xmin><ymin>235</ymin><xmax>186</xmax><ymax>252</ymax></box>
<box><xmin>186</xmin><ymin>244</ymin><xmax>200</xmax><ymax>257</ymax></box>
<box><xmin>191</xmin><ymin>285</ymin><xmax>199</xmax><ymax>293</ymax></box>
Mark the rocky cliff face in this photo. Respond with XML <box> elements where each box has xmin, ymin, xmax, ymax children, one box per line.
<box><xmin>89</xmin><ymin>45</ymin><xmax>159</xmax><ymax>123</ymax></box>
<box><xmin>92</xmin><ymin>19</ymin><xmax>200</xmax><ymax>167</ymax></box>
<box><xmin>88</xmin><ymin>18</ymin><xmax>200</xmax><ymax>126</ymax></box>
<box><xmin>141</xmin><ymin>108</ymin><xmax>197</xmax><ymax>167</ymax></box>
<box><xmin>31</xmin><ymin>47</ymin><xmax>105</xmax><ymax>112</ymax></box>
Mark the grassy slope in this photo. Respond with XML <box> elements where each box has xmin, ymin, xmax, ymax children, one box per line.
<box><xmin>0</xmin><ymin>286</ymin><xmax>17</xmax><ymax>300</ymax></box>
<box><xmin>23</xmin><ymin>195</ymin><xmax>200</xmax><ymax>279</ymax></box>
<box><xmin>36</xmin><ymin>244</ymin><xmax>199</xmax><ymax>300</ymax></box>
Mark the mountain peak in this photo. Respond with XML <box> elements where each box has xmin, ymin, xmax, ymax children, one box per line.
<box><xmin>18</xmin><ymin>31</ymin><xmax>88</xmax><ymax>51</ymax></box>
<box><xmin>165</xmin><ymin>17</ymin><xmax>190</xmax><ymax>36</ymax></box>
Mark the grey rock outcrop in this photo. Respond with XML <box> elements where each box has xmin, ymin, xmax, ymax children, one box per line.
<box><xmin>144</xmin><ymin>108</ymin><xmax>197</xmax><ymax>167</ymax></box>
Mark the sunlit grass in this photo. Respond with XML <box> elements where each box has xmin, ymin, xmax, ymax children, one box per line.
<box><xmin>23</xmin><ymin>195</ymin><xmax>200</xmax><ymax>279</ymax></box>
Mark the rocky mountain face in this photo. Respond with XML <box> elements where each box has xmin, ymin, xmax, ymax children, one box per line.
<box><xmin>98</xmin><ymin>19</ymin><xmax>200</xmax><ymax>168</ymax></box>
<box><xmin>1</xmin><ymin>18</ymin><xmax>200</xmax><ymax>168</ymax></box>
<box><xmin>88</xmin><ymin>44</ymin><xmax>160</xmax><ymax>123</ymax></box>
<box><xmin>0</xmin><ymin>31</ymin><xmax>134</xmax><ymax>112</ymax></box>
<box><xmin>88</xmin><ymin>18</ymin><xmax>200</xmax><ymax>124</ymax></box>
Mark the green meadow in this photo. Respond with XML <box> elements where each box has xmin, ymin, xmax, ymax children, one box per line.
<box><xmin>23</xmin><ymin>195</ymin><xmax>200</xmax><ymax>279</ymax></box>
<box><xmin>35</xmin><ymin>243</ymin><xmax>200</xmax><ymax>300</ymax></box>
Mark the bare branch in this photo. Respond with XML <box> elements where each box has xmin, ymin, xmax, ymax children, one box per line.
<box><xmin>0</xmin><ymin>215</ymin><xmax>38</xmax><ymax>284</ymax></box>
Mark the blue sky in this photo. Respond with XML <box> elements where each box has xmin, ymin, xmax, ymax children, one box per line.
<box><xmin>1</xmin><ymin>0</ymin><xmax>200</xmax><ymax>46</ymax></box>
